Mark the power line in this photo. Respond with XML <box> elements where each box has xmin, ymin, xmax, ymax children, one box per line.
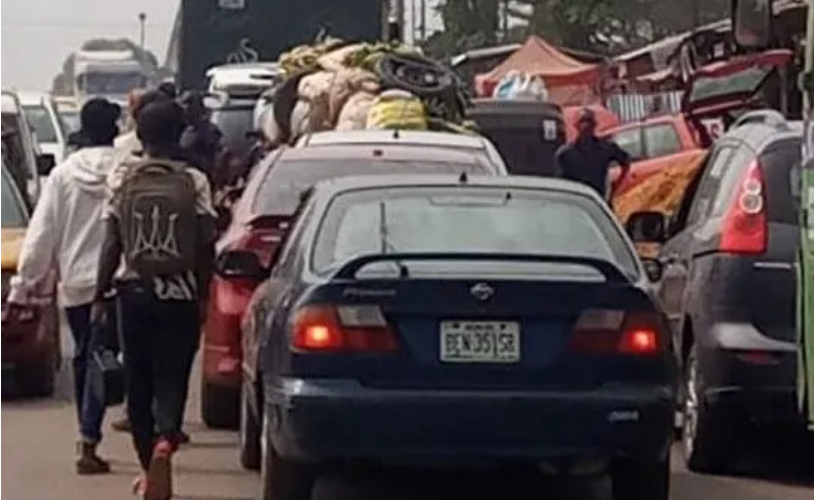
<box><xmin>1</xmin><ymin>20</ymin><xmax>171</xmax><ymax>29</ymax></box>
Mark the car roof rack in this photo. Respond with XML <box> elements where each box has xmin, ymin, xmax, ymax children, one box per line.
<box><xmin>731</xmin><ymin>109</ymin><xmax>789</xmax><ymax>130</ymax></box>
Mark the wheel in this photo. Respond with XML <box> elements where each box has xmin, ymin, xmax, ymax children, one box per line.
<box><xmin>682</xmin><ymin>344</ymin><xmax>735</xmax><ymax>473</ymax></box>
<box><xmin>610</xmin><ymin>455</ymin><xmax>670</xmax><ymax>500</ymax></box>
<box><xmin>239</xmin><ymin>378</ymin><xmax>261</xmax><ymax>471</ymax></box>
<box><xmin>200</xmin><ymin>381</ymin><xmax>239</xmax><ymax>429</ymax></box>
<box><xmin>261</xmin><ymin>407</ymin><xmax>315</xmax><ymax>500</ymax></box>
<box><xmin>17</xmin><ymin>357</ymin><xmax>56</xmax><ymax>398</ymax></box>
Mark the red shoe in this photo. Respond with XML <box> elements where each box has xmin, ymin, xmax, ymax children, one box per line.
<box><xmin>143</xmin><ymin>440</ymin><xmax>173</xmax><ymax>500</ymax></box>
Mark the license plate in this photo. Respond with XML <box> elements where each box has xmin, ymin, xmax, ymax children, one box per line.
<box><xmin>440</xmin><ymin>321</ymin><xmax>520</xmax><ymax>363</ymax></box>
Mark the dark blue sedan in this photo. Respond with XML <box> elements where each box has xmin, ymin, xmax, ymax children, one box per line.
<box><xmin>232</xmin><ymin>174</ymin><xmax>676</xmax><ymax>500</ymax></box>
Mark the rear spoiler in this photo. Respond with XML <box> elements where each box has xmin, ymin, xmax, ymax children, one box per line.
<box><xmin>332</xmin><ymin>253</ymin><xmax>630</xmax><ymax>284</ymax></box>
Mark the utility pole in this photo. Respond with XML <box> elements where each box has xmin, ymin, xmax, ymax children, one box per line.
<box><xmin>419</xmin><ymin>0</ymin><xmax>426</xmax><ymax>42</ymax></box>
<box><xmin>138</xmin><ymin>12</ymin><xmax>146</xmax><ymax>52</ymax></box>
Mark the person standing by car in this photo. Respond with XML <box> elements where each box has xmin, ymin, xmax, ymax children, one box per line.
<box><xmin>556</xmin><ymin>108</ymin><xmax>632</xmax><ymax>201</ymax></box>
<box><xmin>179</xmin><ymin>91</ymin><xmax>222</xmax><ymax>183</ymax></box>
<box><xmin>94</xmin><ymin>100</ymin><xmax>216</xmax><ymax>500</ymax></box>
<box><xmin>7</xmin><ymin>98</ymin><xmax>121</xmax><ymax>475</ymax></box>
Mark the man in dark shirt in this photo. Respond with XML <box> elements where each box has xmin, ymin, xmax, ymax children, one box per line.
<box><xmin>179</xmin><ymin>91</ymin><xmax>222</xmax><ymax>183</ymax></box>
<box><xmin>556</xmin><ymin>108</ymin><xmax>631</xmax><ymax>201</ymax></box>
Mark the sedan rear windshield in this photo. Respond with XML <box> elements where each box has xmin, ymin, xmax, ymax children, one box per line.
<box><xmin>253</xmin><ymin>158</ymin><xmax>492</xmax><ymax>215</ymax></box>
<box><xmin>312</xmin><ymin>187</ymin><xmax>639</xmax><ymax>279</ymax></box>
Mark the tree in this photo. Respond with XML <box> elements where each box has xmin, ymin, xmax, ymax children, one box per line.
<box><xmin>50</xmin><ymin>38</ymin><xmax>167</xmax><ymax>95</ymax></box>
<box><xmin>423</xmin><ymin>0</ymin><xmax>502</xmax><ymax>57</ymax></box>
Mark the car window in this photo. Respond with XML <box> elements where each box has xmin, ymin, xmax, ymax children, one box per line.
<box><xmin>253</xmin><ymin>158</ymin><xmax>492</xmax><ymax>216</ymax></box>
<box><xmin>23</xmin><ymin>105</ymin><xmax>59</xmax><ymax>143</ymax></box>
<box><xmin>2</xmin><ymin>166</ymin><xmax>26</xmax><ymax>227</ymax></box>
<box><xmin>611</xmin><ymin>128</ymin><xmax>644</xmax><ymax>160</ymax></box>
<box><xmin>686</xmin><ymin>144</ymin><xmax>738</xmax><ymax>225</ymax></box>
<box><xmin>210</xmin><ymin>106</ymin><xmax>254</xmax><ymax>157</ymax></box>
<box><xmin>760</xmin><ymin>140</ymin><xmax>801</xmax><ymax>224</ymax></box>
<box><xmin>312</xmin><ymin>187</ymin><xmax>639</xmax><ymax>279</ymax></box>
<box><xmin>644</xmin><ymin>124</ymin><xmax>682</xmax><ymax>158</ymax></box>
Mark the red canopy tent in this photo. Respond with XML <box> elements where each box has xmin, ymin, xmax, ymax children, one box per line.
<box><xmin>476</xmin><ymin>36</ymin><xmax>602</xmax><ymax>105</ymax></box>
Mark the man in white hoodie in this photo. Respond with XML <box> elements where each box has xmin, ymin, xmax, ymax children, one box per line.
<box><xmin>8</xmin><ymin>98</ymin><xmax>121</xmax><ymax>474</ymax></box>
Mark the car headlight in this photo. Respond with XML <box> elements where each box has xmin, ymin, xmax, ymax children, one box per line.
<box><xmin>1</xmin><ymin>271</ymin><xmax>12</xmax><ymax>303</ymax></box>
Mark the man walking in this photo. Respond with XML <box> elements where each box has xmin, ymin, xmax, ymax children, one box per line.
<box><xmin>556</xmin><ymin>108</ymin><xmax>632</xmax><ymax>201</ymax></box>
<box><xmin>179</xmin><ymin>90</ymin><xmax>222</xmax><ymax>183</ymax></box>
<box><xmin>94</xmin><ymin>100</ymin><xmax>216</xmax><ymax>500</ymax></box>
<box><xmin>8</xmin><ymin>98</ymin><xmax>122</xmax><ymax>474</ymax></box>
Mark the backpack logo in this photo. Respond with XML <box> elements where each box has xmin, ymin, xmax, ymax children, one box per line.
<box><xmin>131</xmin><ymin>205</ymin><xmax>181</xmax><ymax>259</ymax></box>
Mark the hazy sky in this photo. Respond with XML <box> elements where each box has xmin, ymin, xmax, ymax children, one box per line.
<box><xmin>2</xmin><ymin>0</ymin><xmax>180</xmax><ymax>91</ymax></box>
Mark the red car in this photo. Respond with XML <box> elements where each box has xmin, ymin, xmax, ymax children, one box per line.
<box><xmin>200</xmin><ymin>143</ymin><xmax>501</xmax><ymax>428</ymax></box>
<box><xmin>1</xmin><ymin>163</ymin><xmax>60</xmax><ymax>398</ymax></box>
<box><xmin>604</xmin><ymin>49</ymin><xmax>793</xmax><ymax>198</ymax></box>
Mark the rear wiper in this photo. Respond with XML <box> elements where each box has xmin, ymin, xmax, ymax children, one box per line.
<box><xmin>379</xmin><ymin>201</ymin><xmax>410</xmax><ymax>278</ymax></box>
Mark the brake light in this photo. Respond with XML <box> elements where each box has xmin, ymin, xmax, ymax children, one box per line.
<box><xmin>291</xmin><ymin>305</ymin><xmax>398</xmax><ymax>353</ymax></box>
<box><xmin>719</xmin><ymin>160</ymin><xmax>767</xmax><ymax>255</ymax></box>
<box><xmin>569</xmin><ymin>309</ymin><xmax>663</xmax><ymax>356</ymax></box>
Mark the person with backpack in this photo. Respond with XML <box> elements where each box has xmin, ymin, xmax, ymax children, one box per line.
<box><xmin>7</xmin><ymin>98</ymin><xmax>122</xmax><ymax>475</ymax></box>
<box><xmin>94</xmin><ymin>100</ymin><xmax>216</xmax><ymax>499</ymax></box>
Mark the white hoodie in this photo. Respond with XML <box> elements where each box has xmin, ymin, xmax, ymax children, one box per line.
<box><xmin>9</xmin><ymin>146</ymin><xmax>117</xmax><ymax>307</ymax></box>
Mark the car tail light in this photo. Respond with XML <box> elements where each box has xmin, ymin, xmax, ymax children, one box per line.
<box><xmin>719</xmin><ymin>160</ymin><xmax>767</xmax><ymax>255</ymax></box>
<box><xmin>290</xmin><ymin>305</ymin><xmax>398</xmax><ymax>353</ymax></box>
<box><xmin>569</xmin><ymin>309</ymin><xmax>664</xmax><ymax>356</ymax></box>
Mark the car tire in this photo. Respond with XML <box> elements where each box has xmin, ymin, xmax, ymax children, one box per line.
<box><xmin>610</xmin><ymin>455</ymin><xmax>670</xmax><ymax>500</ymax></box>
<box><xmin>239</xmin><ymin>378</ymin><xmax>261</xmax><ymax>471</ymax></box>
<box><xmin>682</xmin><ymin>344</ymin><xmax>734</xmax><ymax>474</ymax></box>
<box><xmin>261</xmin><ymin>408</ymin><xmax>315</xmax><ymax>500</ymax></box>
<box><xmin>201</xmin><ymin>381</ymin><xmax>239</xmax><ymax>429</ymax></box>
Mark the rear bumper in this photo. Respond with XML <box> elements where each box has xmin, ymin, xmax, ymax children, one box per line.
<box><xmin>705</xmin><ymin>386</ymin><xmax>801</xmax><ymax>426</ymax></box>
<box><xmin>265</xmin><ymin>379</ymin><xmax>674</xmax><ymax>466</ymax></box>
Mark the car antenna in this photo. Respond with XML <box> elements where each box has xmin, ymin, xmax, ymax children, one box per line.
<box><xmin>458</xmin><ymin>171</ymin><xmax>468</xmax><ymax>183</ymax></box>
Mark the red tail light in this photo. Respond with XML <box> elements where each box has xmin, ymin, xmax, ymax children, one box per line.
<box><xmin>236</xmin><ymin>228</ymin><xmax>284</xmax><ymax>268</ymax></box>
<box><xmin>291</xmin><ymin>305</ymin><xmax>399</xmax><ymax>353</ymax></box>
<box><xmin>569</xmin><ymin>309</ymin><xmax>664</xmax><ymax>356</ymax></box>
<box><xmin>719</xmin><ymin>160</ymin><xmax>767</xmax><ymax>255</ymax></box>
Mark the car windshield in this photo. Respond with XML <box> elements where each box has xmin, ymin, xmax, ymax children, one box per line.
<box><xmin>2</xmin><ymin>165</ymin><xmax>26</xmax><ymax>228</ymax></box>
<box><xmin>80</xmin><ymin>72</ymin><xmax>145</xmax><ymax>95</ymax></box>
<box><xmin>312</xmin><ymin>186</ymin><xmax>639</xmax><ymax>279</ymax></box>
<box><xmin>688</xmin><ymin>65</ymin><xmax>771</xmax><ymax>104</ymax></box>
<box><xmin>23</xmin><ymin>104</ymin><xmax>59</xmax><ymax>143</ymax></box>
<box><xmin>211</xmin><ymin>106</ymin><xmax>254</xmax><ymax>157</ymax></box>
<box><xmin>253</xmin><ymin>158</ymin><xmax>491</xmax><ymax>216</ymax></box>
<box><xmin>57</xmin><ymin>108</ymin><xmax>80</xmax><ymax>133</ymax></box>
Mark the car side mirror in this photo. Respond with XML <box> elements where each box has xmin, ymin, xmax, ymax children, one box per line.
<box><xmin>36</xmin><ymin>153</ymin><xmax>56</xmax><ymax>175</ymax></box>
<box><xmin>625</xmin><ymin>211</ymin><xmax>667</xmax><ymax>243</ymax></box>
<box><xmin>641</xmin><ymin>258</ymin><xmax>664</xmax><ymax>283</ymax></box>
<box><xmin>215</xmin><ymin>250</ymin><xmax>266</xmax><ymax>279</ymax></box>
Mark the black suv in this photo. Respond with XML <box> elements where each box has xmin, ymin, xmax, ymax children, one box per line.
<box><xmin>626</xmin><ymin>110</ymin><xmax>802</xmax><ymax>474</ymax></box>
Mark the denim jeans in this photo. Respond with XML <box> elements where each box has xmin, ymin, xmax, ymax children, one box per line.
<box><xmin>65</xmin><ymin>303</ymin><xmax>108</xmax><ymax>444</ymax></box>
<box><xmin>117</xmin><ymin>281</ymin><xmax>199</xmax><ymax>470</ymax></box>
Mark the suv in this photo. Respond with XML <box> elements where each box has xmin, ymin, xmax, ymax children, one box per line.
<box><xmin>2</xmin><ymin>91</ymin><xmax>54</xmax><ymax>205</ymax></box>
<box><xmin>626</xmin><ymin>110</ymin><xmax>802</xmax><ymax>473</ymax></box>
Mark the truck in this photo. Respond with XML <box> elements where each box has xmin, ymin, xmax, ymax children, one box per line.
<box><xmin>72</xmin><ymin>49</ymin><xmax>148</xmax><ymax>106</ymax></box>
<box><xmin>165</xmin><ymin>0</ymin><xmax>388</xmax><ymax>90</ymax></box>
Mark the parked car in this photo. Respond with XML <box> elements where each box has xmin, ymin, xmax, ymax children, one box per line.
<box><xmin>295</xmin><ymin>129</ymin><xmax>509</xmax><ymax>175</ymax></box>
<box><xmin>53</xmin><ymin>96</ymin><xmax>80</xmax><ymax>134</ymax></box>
<box><xmin>2</xmin><ymin>90</ymin><xmax>54</xmax><ymax>205</ymax></box>
<box><xmin>206</xmin><ymin>62</ymin><xmax>283</xmax><ymax>95</ymax></box>
<box><xmin>17</xmin><ymin>91</ymin><xmax>69</xmax><ymax>163</ymax></box>
<box><xmin>604</xmin><ymin>49</ymin><xmax>793</xmax><ymax>198</ymax></box>
<box><xmin>237</xmin><ymin>174</ymin><xmax>675</xmax><ymax>500</ymax></box>
<box><xmin>200</xmin><ymin>145</ymin><xmax>505</xmax><ymax>429</ymax></box>
<box><xmin>1</xmin><ymin>162</ymin><xmax>60</xmax><ymax>398</ymax></box>
<box><xmin>625</xmin><ymin>110</ymin><xmax>802</xmax><ymax>473</ymax></box>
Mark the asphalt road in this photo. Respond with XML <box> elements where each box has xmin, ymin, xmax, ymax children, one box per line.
<box><xmin>2</xmin><ymin>326</ymin><xmax>813</xmax><ymax>500</ymax></box>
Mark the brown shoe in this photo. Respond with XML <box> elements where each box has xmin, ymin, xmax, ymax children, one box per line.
<box><xmin>76</xmin><ymin>442</ymin><xmax>111</xmax><ymax>475</ymax></box>
<box><xmin>111</xmin><ymin>417</ymin><xmax>132</xmax><ymax>433</ymax></box>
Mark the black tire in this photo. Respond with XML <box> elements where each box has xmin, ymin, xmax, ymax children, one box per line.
<box><xmin>200</xmin><ymin>381</ymin><xmax>239</xmax><ymax>429</ymax></box>
<box><xmin>610</xmin><ymin>455</ymin><xmax>670</xmax><ymax>500</ymax></box>
<box><xmin>261</xmin><ymin>408</ymin><xmax>315</xmax><ymax>500</ymax></box>
<box><xmin>239</xmin><ymin>378</ymin><xmax>261</xmax><ymax>471</ymax></box>
<box><xmin>17</xmin><ymin>358</ymin><xmax>56</xmax><ymax>398</ymax></box>
<box><xmin>682</xmin><ymin>345</ymin><xmax>736</xmax><ymax>474</ymax></box>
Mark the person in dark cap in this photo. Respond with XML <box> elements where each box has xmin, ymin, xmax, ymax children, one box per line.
<box><xmin>157</xmin><ymin>80</ymin><xmax>178</xmax><ymax>99</ymax></box>
<box><xmin>179</xmin><ymin>90</ymin><xmax>222</xmax><ymax>182</ymax></box>
<box><xmin>8</xmin><ymin>98</ymin><xmax>121</xmax><ymax>475</ymax></box>
<box><xmin>95</xmin><ymin>99</ymin><xmax>216</xmax><ymax>499</ymax></box>
<box><xmin>556</xmin><ymin>108</ymin><xmax>631</xmax><ymax>201</ymax></box>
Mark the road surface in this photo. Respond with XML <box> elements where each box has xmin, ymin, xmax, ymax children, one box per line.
<box><xmin>2</xmin><ymin>331</ymin><xmax>813</xmax><ymax>500</ymax></box>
